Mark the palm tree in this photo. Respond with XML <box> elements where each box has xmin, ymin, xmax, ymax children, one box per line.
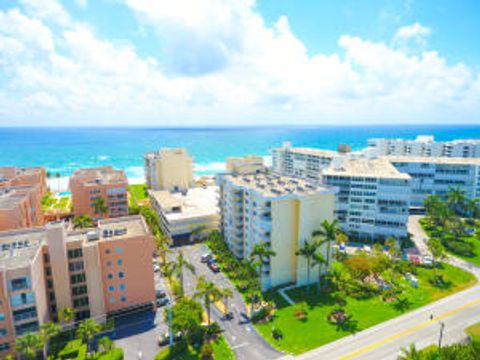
<box><xmin>16</xmin><ymin>332</ymin><xmax>42</xmax><ymax>359</ymax></box>
<box><xmin>312</xmin><ymin>251</ymin><xmax>326</xmax><ymax>294</ymax></box>
<box><xmin>59</xmin><ymin>307</ymin><xmax>75</xmax><ymax>326</ymax></box>
<box><xmin>155</xmin><ymin>232</ymin><xmax>171</xmax><ymax>266</ymax></box>
<box><xmin>166</xmin><ymin>251</ymin><xmax>195</xmax><ymax>297</ymax></box>
<box><xmin>72</xmin><ymin>214</ymin><xmax>94</xmax><ymax>229</ymax></box>
<box><xmin>446</xmin><ymin>186</ymin><xmax>466</xmax><ymax>214</ymax></box>
<box><xmin>92</xmin><ymin>197</ymin><xmax>108</xmax><ymax>217</ymax></box>
<box><xmin>314</xmin><ymin>219</ymin><xmax>339</xmax><ymax>269</ymax></box>
<box><xmin>40</xmin><ymin>321</ymin><xmax>60</xmax><ymax>359</ymax></box>
<box><xmin>464</xmin><ymin>198</ymin><xmax>479</xmax><ymax>218</ymax></box>
<box><xmin>398</xmin><ymin>343</ymin><xmax>421</xmax><ymax>360</ymax></box>
<box><xmin>427</xmin><ymin>236</ymin><xmax>446</xmax><ymax>283</ymax></box>
<box><xmin>76</xmin><ymin>319</ymin><xmax>101</xmax><ymax>356</ymax></box>
<box><xmin>385</xmin><ymin>237</ymin><xmax>401</xmax><ymax>284</ymax></box>
<box><xmin>194</xmin><ymin>276</ymin><xmax>222</xmax><ymax>325</ymax></box>
<box><xmin>424</xmin><ymin>195</ymin><xmax>450</xmax><ymax>226</ymax></box>
<box><xmin>221</xmin><ymin>287</ymin><xmax>234</xmax><ymax>315</ymax></box>
<box><xmin>250</xmin><ymin>242</ymin><xmax>276</xmax><ymax>289</ymax></box>
<box><xmin>97</xmin><ymin>336</ymin><xmax>114</xmax><ymax>353</ymax></box>
<box><xmin>295</xmin><ymin>239</ymin><xmax>321</xmax><ymax>294</ymax></box>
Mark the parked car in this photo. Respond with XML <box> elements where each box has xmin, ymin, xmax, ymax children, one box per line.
<box><xmin>153</xmin><ymin>264</ymin><xmax>160</xmax><ymax>273</ymax></box>
<box><xmin>222</xmin><ymin>312</ymin><xmax>234</xmax><ymax>320</ymax></box>
<box><xmin>423</xmin><ymin>256</ymin><xmax>433</xmax><ymax>267</ymax></box>
<box><xmin>156</xmin><ymin>290</ymin><xmax>166</xmax><ymax>299</ymax></box>
<box><xmin>209</xmin><ymin>262</ymin><xmax>220</xmax><ymax>273</ymax></box>
<box><xmin>201</xmin><ymin>253</ymin><xmax>212</xmax><ymax>263</ymax></box>
<box><xmin>238</xmin><ymin>311</ymin><xmax>250</xmax><ymax>324</ymax></box>
<box><xmin>156</xmin><ymin>297</ymin><xmax>170</xmax><ymax>307</ymax></box>
<box><xmin>158</xmin><ymin>331</ymin><xmax>182</xmax><ymax>346</ymax></box>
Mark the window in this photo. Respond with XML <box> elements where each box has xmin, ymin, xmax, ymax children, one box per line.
<box><xmin>47</xmin><ymin>280</ymin><xmax>53</xmax><ymax>289</ymax></box>
<box><xmin>46</xmin><ymin>267</ymin><xmax>52</xmax><ymax>276</ymax></box>
<box><xmin>0</xmin><ymin>313</ymin><xmax>4</xmax><ymax>321</ymax></box>
<box><xmin>107</xmin><ymin>273</ymin><xmax>113</xmax><ymax>280</ymax></box>
<box><xmin>10</xmin><ymin>277</ymin><xmax>29</xmax><ymax>291</ymax></box>
<box><xmin>0</xmin><ymin>329</ymin><xmax>7</xmax><ymax>337</ymax></box>
<box><xmin>119</xmin><ymin>284</ymin><xmax>126</xmax><ymax>292</ymax></box>
<box><xmin>118</xmin><ymin>272</ymin><xmax>125</xmax><ymax>279</ymax></box>
<box><xmin>117</xmin><ymin>259</ymin><xmax>123</xmax><ymax>266</ymax></box>
<box><xmin>106</xmin><ymin>261</ymin><xmax>112</xmax><ymax>267</ymax></box>
<box><xmin>115</xmin><ymin>246</ymin><xmax>122</xmax><ymax>254</ymax></box>
<box><xmin>105</xmin><ymin>249</ymin><xmax>111</xmax><ymax>254</ymax></box>
<box><xmin>72</xmin><ymin>286</ymin><xmax>88</xmax><ymax>296</ymax></box>
<box><xmin>109</xmin><ymin>297</ymin><xmax>115</xmax><ymax>304</ymax></box>
<box><xmin>69</xmin><ymin>261</ymin><xmax>84</xmax><ymax>272</ymax></box>
<box><xmin>73</xmin><ymin>297</ymin><xmax>89</xmax><ymax>308</ymax></box>
<box><xmin>120</xmin><ymin>296</ymin><xmax>126</xmax><ymax>302</ymax></box>
<box><xmin>0</xmin><ymin>342</ymin><xmax>9</xmax><ymax>351</ymax></box>
<box><xmin>43</xmin><ymin>253</ymin><xmax>50</xmax><ymax>263</ymax></box>
<box><xmin>108</xmin><ymin>285</ymin><xmax>115</xmax><ymax>292</ymax></box>
<box><xmin>67</xmin><ymin>248</ymin><xmax>83</xmax><ymax>259</ymax></box>
<box><xmin>70</xmin><ymin>273</ymin><xmax>86</xmax><ymax>284</ymax></box>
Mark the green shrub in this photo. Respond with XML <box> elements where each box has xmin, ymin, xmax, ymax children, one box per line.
<box><xmin>271</xmin><ymin>327</ymin><xmax>283</xmax><ymax>340</ymax></box>
<box><xmin>443</xmin><ymin>239</ymin><xmax>475</xmax><ymax>257</ymax></box>
<box><xmin>200</xmin><ymin>342</ymin><xmax>213</xmax><ymax>359</ymax></box>
<box><xmin>204</xmin><ymin>322</ymin><xmax>221</xmax><ymax>335</ymax></box>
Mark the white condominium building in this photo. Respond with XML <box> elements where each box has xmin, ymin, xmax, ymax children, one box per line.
<box><xmin>387</xmin><ymin>156</ymin><xmax>480</xmax><ymax>207</ymax></box>
<box><xmin>225</xmin><ymin>155</ymin><xmax>265</xmax><ymax>174</ymax></box>
<box><xmin>144</xmin><ymin>148</ymin><xmax>194</xmax><ymax>191</ymax></box>
<box><xmin>323</xmin><ymin>158</ymin><xmax>411</xmax><ymax>240</ymax></box>
<box><xmin>272</xmin><ymin>142</ymin><xmax>338</xmax><ymax>183</ymax></box>
<box><xmin>368</xmin><ymin>135</ymin><xmax>480</xmax><ymax>158</ymax></box>
<box><xmin>217</xmin><ymin>173</ymin><xmax>335</xmax><ymax>290</ymax></box>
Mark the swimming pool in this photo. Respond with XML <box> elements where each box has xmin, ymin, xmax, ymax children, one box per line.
<box><xmin>57</xmin><ymin>191</ymin><xmax>72</xmax><ymax>197</ymax></box>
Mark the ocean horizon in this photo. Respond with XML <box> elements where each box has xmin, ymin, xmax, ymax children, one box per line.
<box><xmin>2</xmin><ymin>125</ymin><xmax>480</xmax><ymax>186</ymax></box>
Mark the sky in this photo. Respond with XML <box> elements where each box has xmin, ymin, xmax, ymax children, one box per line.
<box><xmin>0</xmin><ymin>0</ymin><xmax>479</xmax><ymax>126</ymax></box>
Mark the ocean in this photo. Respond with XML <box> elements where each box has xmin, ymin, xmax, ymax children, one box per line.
<box><xmin>1</xmin><ymin>125</ymin><xmax>480</xmax><ymax>184</ymax></box>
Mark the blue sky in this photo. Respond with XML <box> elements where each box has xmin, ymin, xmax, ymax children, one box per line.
<box><xmin>0</xmin><ymin>0</ymin><xmax>479</xmax><ymax>126</ymax></box>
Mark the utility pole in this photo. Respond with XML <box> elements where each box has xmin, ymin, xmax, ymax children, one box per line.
<box><xmin>168</xmin><ymin>303</ymin><xmax>173</xmax><ymax>349</ymax></box>
<box><xmin>438</xmin><ymin>322</ymin><xmax>445</xmax><ymax>349</ymax></box>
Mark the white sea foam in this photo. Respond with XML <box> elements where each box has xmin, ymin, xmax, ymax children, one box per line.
<box><xmin>194</xmin><ymin>162</ymin><xmax>225</xmax><ymax>174</ymax></box>
<box><xmin>98</xmin><ymin>155</ymin><xmax>109</xmax><ymax>161</ymax></box>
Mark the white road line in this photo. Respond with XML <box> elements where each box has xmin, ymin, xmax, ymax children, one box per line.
<box><xmin>231</xmin><ymin>343</ymin><xmax>249</xmax><ymax>350</ymax></box>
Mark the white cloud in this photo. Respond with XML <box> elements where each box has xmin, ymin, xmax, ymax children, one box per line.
<box><xmin>19</xmin><ymin>0</ymin><xmax>71</xmax><ymax>26</ymax></box>
<box><xmin>0</xmin><ymin>0</ymin><xmax>479</xmax><ymax>126</ymax></box>
<box><xmin>74</xmin><ymin>0</ymin><xmax>88</xmax><ymax>8</ymax></box>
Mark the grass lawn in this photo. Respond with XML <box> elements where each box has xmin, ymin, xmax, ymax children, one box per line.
<box><xmin>155</xmin><ymin>335</ymin><xmax>235</xmax><ymax>360</ymax></box>
<box><xmin>54</xmin><ymin>339</ymin><xmax>123</xmax><ymax>360</ymax></box>
<box><xmin>128</xmin><ymin>184</ymin><xmax>149</xmax><ymax>207</ymax></box>
<box><xmin>420</xmin><ymin>219</ymin><xmax>480</xmax><ymax>266</ymax></box>
<box><xmin>42</xmin><ymin>193</ymin><xmax>72</xmax><ymax>213</ymax></box>
<box><xmin>256</xmin><ymin>263</ymin><xmax>476</xmax><ymax>355</ymax></box>
<box><xmin>466</xmin><ymin>322</ymin><xmax>480</xmax><ymax>342</ymax></box>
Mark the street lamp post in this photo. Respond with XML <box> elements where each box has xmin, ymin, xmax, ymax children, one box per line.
<box><xmin>168</xmin><ymin>303</ymin><xmax>174</xmax><ymax>350</ymax></box>
<box><xmin>438</xmin><ymin>322</ymin><xmax>445</xmax><ymax>349</ymax></box>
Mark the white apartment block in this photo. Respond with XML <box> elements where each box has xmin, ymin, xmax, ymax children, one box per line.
<box><xmin>323</xmin><ymin>158</ymin><xmax>411</xmax><ymax>240</ymax></box>
<box><xmin>217</xmin><ymin>172</ymin><xmax>335</xmax><ymax>290</ymax></box>
<box><xmin>225</xmin><ymin>155</ymin><xmax>265</xmax><ymax>174</ymax></box>
<box><xmin>272</xmin><ymin>142</ymin><xmax>337</xmax><ymax>183</ymax></box>
<box><xmin>387</xmin><ymin>156</ymin><xmax>480</xmax><ymax>207</ymax></box>
<box><xmin>368</xmin><ymin>136</ymin><xmax>480</xmax><ymax>158</ymax></box>
<box><xmin>144</xmin><ymin>148</ymin><xmax>194</xmax><ymax>191</ymax></box>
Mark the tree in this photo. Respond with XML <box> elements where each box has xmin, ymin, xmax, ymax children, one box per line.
<box><xmin>165</xmin><ymin>297</ymin><xmax>203</xmax><ymax>345</ymax></box>
<box><xmin>295</xmin><ymin>239</ymin><xmax>322</xmax><ymax>294</ymax></box>
<box><xmin>16</xmin><ymin>332</ymin><xmax>42</xmax><ymax>359</ymax></box>
<box><xmin>446</xmin><ymin>186</ymin><xmax>466</xmax><ymax>215</ymax></box>
<box><xmin>312</xmin><ymin>251</ymin><xmax>326</xmax><ymax>294</ymax></box>
<box><xmin>97</xmin><ymin>336</ymin><xmax>114</xmax><ymax>353</ymax></box>
<box><xmin>154</xmin><ymin>231</ymin><xmax>171</xmax><ymax>266</ymax></box>
<box><xmin>464</xmin><ymin>198</ymin><xmax>479</xmax><ymax>218</ymax></box>
<box><xmin>40</xmin><ymin>321</ymin><xmax>60</xmax><ymax>359</ymax></box>
<box><xmin>221</xmin><ymin>287</ymin><xmax>234</xmax><ymax>316</ymax></box>
<box><xmin>250</xmin><ymin>242</ymin><xmax>276</xmax><ymax>289</ymax></box>
<box><xmin>72</xmin><ymin>214</ymin><xmax>94</xmax><ymax>229</ymax></box>
<box><xmin>398</xmin><ymin>343</ymin><xmax>421</xmax><ymax>360</ymax></box>
<box><xmin>166</xmin><ymin>251</ymin><xmax>195</xmax><ymax>297</ymax></box>
<box><xmin>76</xmin><ymin>319</ymin><xmax>101</xmax><ymax>356</ymax></box>
<box><xmin>59</xmin><ymin>307</ymin><xmax>75</xmax><ymax>325</ymax></box>
<box><xmin>314</xmin><ymin>219</ymin><xmax>339</xmax><ymax>270</ymax></box>
<box><xmin>427</xmin><ymin>236</ymin><xmax>446</xmax><ymax>283</ymax></box>
<box><xmin>92</xmin><ymin>197</ymin><xmax>108</xmax><ymax>217</ymax></box>
<box><xmin>194</xmin><ymin>276</ymin><xmax>222</xmax><ymax>325</ymax></box>
<box><xmin>424</xmin><ymin>195</ymin><xmax>450</xmax><ymax>226</ymax></box>
<box><xmin>386</xmin><ymin>237</ymin><xmax>401</xmax><ymax>283</ymax></box>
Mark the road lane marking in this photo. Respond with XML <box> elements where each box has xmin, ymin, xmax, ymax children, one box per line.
<box><xmin>339</xmin><ymin>298</ymin><xmax>480</xmax><ymax>360</ymax></box>
<box><xmin>231</xmin><ymin>343</ymin><xmax>249</xmax><ymax>349</ymax></box>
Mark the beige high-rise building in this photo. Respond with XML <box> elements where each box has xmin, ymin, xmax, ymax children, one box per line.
<box><xmin>225</xmin><ymin>156</ymin><xmax>265</xmax><ymax>175</ymax></box>
<box><xmin>144</xmin><ymin>148</ymin><xmax>194</xmax><ymax>191</ymax></box>
<box><xmin>0</xmin><ymin>215</ymin><xmax>156</xmax><ymax>357</ymax></box>
<box><xmin>217</xmin><ymin>172</ymin><xmax>335</xmax><ymax>290</ymax></box>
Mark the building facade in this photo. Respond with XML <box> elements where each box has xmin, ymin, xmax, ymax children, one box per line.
<box><xmin>368</xmin><ymin>136</ymin><xmax>480</xmax><ymax>158</ymax></box>
<box><xmin>217</xmin><ymin>173</ymin><xmax>335</xmax><ymax>290</ymax></box>
<box><xmin>144</xmin><ymin>148</ymin><xmax>193</xmax><ymax>191</ymax></box>
<box><xmin>225</xmin><ymin>156</ymin><xmax>265</xmax><ymax>174</ymax></box>
<box><xmin>149</xmin><ymin>187</ymin><xmax>220</xmax><ymax>245</ymax></box>
<box><xmin>69</xmin><ymin>167</ymin><xmax>128</xmax><ymax>220</ymax></box>
<box><xmin>0</xmin><ymin>167</ymin><xmax>47</xmax><ymax>231</ymax></box>
<box><xmin>272</xmin><ymin>142</ymin><xmax>338</xmax><ymax>183</ymax></box>
<box><xmin>387</xmin><ymin>156</ymin><xmax>480</xmax><ymax>207</ymax></box>
<box><xmin>323</xmin><ymin>158</ymin><xmax>411</xmax><ymax>240</ymax></box>
<box><xmin>0</xmin><ymin>215</ymin><xmax>155</xmax><ymax>357</ymax></box>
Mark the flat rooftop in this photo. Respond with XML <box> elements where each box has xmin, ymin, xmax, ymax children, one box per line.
<box><xmin>0</xmin><ymin>227</ymin><xmax>44</xmax><ymax>269</ymax></box>
<box><xmin>150</xmin><ymin>186</ymin><xmax>219</xmax><ymax>222</ymax></box>
<box><xmin>323</xmin><ymin>158</ymin><xmax>411</xmax><ymax>179</ymax></box>
<box><xmin>145</xmin><ymin>148</ymin><xmax>191</xmax><ymax>159</ymax></box>
<box><xmin>277</xmin><ymin>146</ymin><xmax>338</xmax><ymax>158</ymax></box>
<box><xmin>386</xmin><ymin>156</ymin><xmax>480</xmax><ymax>165</ymax></box>
<box><xmin>223</xmin><ymin>173</ymin><xmax>333</xmax><ymax>197</ymax></box>
<box><xmin>70</xmin><ymin>166</ymin><xmax>127</xmax><ymax>186</ymax></box>
<box><xmin>0</xmin><ymin>185</ymin><xmax>36</xmax><ymax>210</ymax></box>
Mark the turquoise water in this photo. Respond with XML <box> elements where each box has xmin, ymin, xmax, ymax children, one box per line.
<box><xmin>1</xmin><ymin>126</ymin><xmax>479</xmax><ymax>179</ymax></box>
<box><xmin>57</xmin><ymin>191</ymin><xmax>72</xmax><ymax>197</ymax></box>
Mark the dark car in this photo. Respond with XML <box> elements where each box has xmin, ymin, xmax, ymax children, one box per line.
<box><xmin>239</xmin><ymin>311</ymin><xmax>250</xmax><ymax>324</ymax></box>
<box><xmin>209</xmin><ymin>262</ymin><xmax>220</xmax><ymax>273</ymax></box>
<box><xmin>156</xmin><ymin>297</ymin><xmax>170</xmax><ymax>307</ymax></box>
<box><xmin>156</xmin><ymin>290</ymin><xmax>166</xmax><ymax>299</ymax></box>
<box><xmin>222</xmin><ymin>312</ymin><xmax>234</xmax><ymax>320</ymax></box>
<box><xmin>158</xmin><ymin>331</ymin><xmax>183</xmax><ymax>346</ymax></box>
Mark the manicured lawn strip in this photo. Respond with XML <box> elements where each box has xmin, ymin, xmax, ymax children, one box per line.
<box><xmin>54</xmin><ymin>339</ymin><xmax>123</xmax><ymax>360</ymax></box>
<box><xmin>128</xmin><ymin>184</ymin><xmax>148</xmax><ymax>201</ymax></box>
<box><xmin>155</xmin><ymin>335</ymin><xmax>235</xmax><ymax>360</ymax></box>
<box><xmin>255</xmin><ymin>263</ymin><xmax>476</xmax><ymax>355</ymax></box>
<box><xmin>420</xmin><ymin>218</ymin><xmax>480</xmax><ymax>266</ymax></box>
<box><xmin>466</xmin><ymin>322</ymin><xmax>480</xmax><ymax>342</ymax></box>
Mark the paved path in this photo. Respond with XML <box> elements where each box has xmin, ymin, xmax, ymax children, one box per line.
<box><xmin>408</xmin><ymin>215</ymin><xmax>430</xmax><ymax>256</ymax></box>
<box><xmin>278</xmin><ymin>285</ymin><xmax>296</xmax><ymax>305</ymax></box>
<box><xmin>179</xmin><ymin>244</ymin><xmax>283</xmax><ymax>360</ymax></box>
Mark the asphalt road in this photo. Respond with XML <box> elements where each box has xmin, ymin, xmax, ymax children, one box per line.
<box><xmin>179</xmin><ymin>244</ymin><xmax>283</xmax><ymax>360</ymax></box>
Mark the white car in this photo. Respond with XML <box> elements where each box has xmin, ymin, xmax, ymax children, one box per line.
<box><xmin>423</xmin><ymin>256</ymin><xmax>433</xmax><ymax>266</ymax></box>
<box><xmin>153</xmin><ymin>264</ymin><xmax>160</xmax><ymax>272</ymax></box>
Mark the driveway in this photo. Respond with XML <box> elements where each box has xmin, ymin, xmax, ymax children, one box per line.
<box><xmin>178</xmin><ymin>244</ymin><xmax>283</xmax><ymax>360</ymax></box>
<box><xmin>408</xmin><ymin>215</ymin><xmax>430</xmax><ymax>256</ymax></box>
